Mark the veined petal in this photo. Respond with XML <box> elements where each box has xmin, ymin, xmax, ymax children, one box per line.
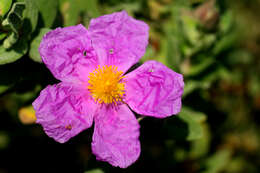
<box><xmin>125</xmin><ymin>60</ymin><xmax>184</xmax><ymax>118</ymax></box>
<box><xmin>39</xmin><ymin>24</ymin><xmax>98</xmax><ymax>83</ymax></box>
<box><xmin>92</xmin><ymin>104</ymin><xmax>140</xmax><ymax>168</ymax></box>
<box><xmin>89</xmin><ymin>11</ymin><xmax>149</xmax><ymax>73</ymax></box>
<box><xmin>32</xmin><ymin>82</ymin><xmax>97</xmax><ymax>143</ymax></box>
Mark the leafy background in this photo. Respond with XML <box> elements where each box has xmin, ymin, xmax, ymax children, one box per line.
<box><xmin>1</xmin><ymin>0</ymin><xmax>260</xmax><ymax>172</ymax></box>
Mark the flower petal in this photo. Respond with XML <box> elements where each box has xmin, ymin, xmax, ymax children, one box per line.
<box><xmin>89</xmin><ymin>11</ymin><xmax>149</xmax><ymax>73</ymax></box>
<box><xmin>125</xmin><ymin>60</ymin><xmax>184</xmax><ymax>118</ymax></box>
<box><xmin>39</xmin><ymin>24</ymin><xmax>98</xmax><ymax>83</ymax></box>
<box><xmin>32</xmin><ymin>82</ymin><xmax>97</xmax><ymax>143</ymax></box>
<box><xmin>92</xmin><ymin>104</ymin><xmax>140</xmax><ymax>168</ymax></box>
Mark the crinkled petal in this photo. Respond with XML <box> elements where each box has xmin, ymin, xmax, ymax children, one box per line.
<box><xmin>89</xmin><ymin>11</ymin><xmax>149</xmax><ymax>73</ymax></box>
<box><xmin>125</xmin><ymin>60</ymin><xmax>184</xmax><ymax>118</ymax></box>
<box><xmin>32</xmin><ymin>82</ymin><xmax>97</xmax><ymax>143</ymax></box>
<box><xmin>92</xmin><ymin>104</ymin><xmax>140</xmax><ymax>168</ymax></box>
<box><xmin>39</xmin><ymin>24</ymin><xmax>98</xmax><ymax>83</ymax></box>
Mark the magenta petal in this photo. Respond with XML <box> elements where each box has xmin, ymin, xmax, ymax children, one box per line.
<box><xmin>39</xmin><ymin>24</ymin><xmax>98</xmax><ymax>83</ymax></box>
<box><xmin>32</xmin><ymin>82</ymin><xmax>97</xmax><ymax>143</ymax></box>
<box><xmin>92</xmin><ymin>104</ymin><xmax>140</xmax><ymax>168</ymax></box>
<box><xmin>89</xmin><ymin>11</ymin><xmax>149</xmax><ymax>73</ymax></box>
<box><xmin>125</xmin><ymin>60</ymin><xmax>184</xmax><ymax>118</ymax></box>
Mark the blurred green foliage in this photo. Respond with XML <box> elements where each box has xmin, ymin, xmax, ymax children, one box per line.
<box><xmin>1</xmin><ymin>0</ymin><xmax>260</xmax><ymax>172</ymax></box>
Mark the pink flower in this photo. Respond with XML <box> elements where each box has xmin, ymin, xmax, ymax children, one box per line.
<box><xmin>32</xmin><ymin>11</ymin><xmax>184</xmax><ymax>168</ymax></box>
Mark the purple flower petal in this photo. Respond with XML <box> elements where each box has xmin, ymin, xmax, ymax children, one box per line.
<box><xmin>125</xmin><ymin>60</ymin><xmax>184</xmax><ymax>118</ymax></box>
<box><xmin>92</xmin><ymin>104</ymin><xmax>140</xmax><ymax>168</ymax></box>
<box><xmin>39</xmin><ymin>24</ymin><xmax>98</xmax><ymax>84</ymax></box>
<box><xmin>89</xmin><ymin>11</ymin><xmax>149</xmax><ymax>73</ymax></box>
<box><xmin>32</xmin><ymin>82</ymin><xmax>97</xmax><ymax>143</ymax></box>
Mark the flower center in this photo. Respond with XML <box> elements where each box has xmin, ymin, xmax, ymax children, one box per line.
<box><xmin>88</xmin><ymin>65</ymin><xmax>125</xmax><ymax>105</ymax></box>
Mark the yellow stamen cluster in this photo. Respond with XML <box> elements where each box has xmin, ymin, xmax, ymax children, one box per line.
<box><xmin>88</xmin><ymin>65</ymin><xmax>125</xmax><ymax>104</ymax></box>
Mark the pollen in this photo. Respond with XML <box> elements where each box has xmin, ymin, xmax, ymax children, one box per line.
<box><xmin>88</xmin><ymin>65</ymin><xmax>125</xmax><ymax>105</ymax></box>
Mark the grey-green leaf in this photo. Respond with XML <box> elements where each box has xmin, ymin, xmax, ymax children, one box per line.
<box><xmin>183</xmin><ymin>80</ymin><xmax>210</xmax><ymax>97</ymax></box>
<box><xmin>59</xmin><ymin>0</ymin><xmax>100</xmax><ymax>26</ymax></box>
<box><xmin>0</xmin><ymin>0</ymin><xmax>12</xmax><ymax>17</ymax></box>
<box><xmin>163</xmin><ymin>107</ymin><xmax>206</xmax><ymax>141</ymax></box>
<box><xmin>0</xmin><ymin>85</ymin><xmax>10</xmax><ymax>94</ymax></box>
<box><xmin>3</xmin><ymin>32</ymin><xmax>18</xmax><ymax>48</ymax></box>
<box><xmin>34</xmin><ymin>0</ymin><xmax>58</xmax><ymax>27</ymax></box>
<box><xmin>201</xmin><ymin>149</ymin><xmax>231</xmax><ymax>173</ymax></box>
<box><xmin>0</xmin><ymin>32</ymin><xmax>7</xmax><ymax>40</ymax></box>
<box><xmin>185</xmin><ymin>57</ymin><xmax>215</xmax><ymax>76</ymax></box>
<box><xmin>22</xmin><ymin>0</ymin><xmax>39</xmax><ymax>34</ymax></box>
<box><xmin>84</xmin><ymin>169</ymin><xmax>104</xmax><ymax>173</ymax></box>
<box><xmin>178</xmin><ymin>107</ymin><xmax>206</xmax><ymax>140</ymax></box>
<box><xmin>6</xmin><ymin>2</ymin><xmax>25</xmax><ymax>34</ymax></box>
<box><xmin>0</xmin><ymin>38</ymin><xmax>28</xmax><ymax>65</ymax></box>
<box><xmin>29</xmin><ymin>28</ymin><xmax>50</xmax><ymax>62</ymax></box>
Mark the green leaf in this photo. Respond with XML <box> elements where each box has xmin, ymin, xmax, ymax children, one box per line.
<box><xmin>249</xmin><ymin>75</ymin><xmax>260</xmax><ymax>97</ymax></box>
<box><xmin>107</xmin><ymin>2</ymin><xmax>141</xmax><ymax>15</ymax></box>
<box><xmin>6</xmin><ymin>2</ymin><xmax>25</xmax><ymax>34</ymax></box>
<box><xmin>190</xmin><ymin>124</ymin><xmax>211</xmax><ymax>159</ymax></box>
<box><xmin>34</xmin><ymin>0</ymin><xmax>57</xmax><ymax>27</ymax></box>
<box><xmin>185</xmin><ymin>57</ymin><xmax>215</xmax><ymax>76</ymax></box>
<box><xmin>60</xmin><ymin>0</ymin><xmax>100</xmax><ymax>26</ymax></box>
<box><xmin>156</xmin><ymin>36</ymin><xmax>168</xmax><ymax>66</ymax></box>
<box><xmin>0</xmin><ymin>131</ymin><xmax>10</xmax><ymax>150</ymax></box>
<box><xmin>3</xmin><ymin>32</ymin><xmax>18</xmax><ymax>48</ymax></box>
<box><xmin>225</xmin><ymin>157</ymin><xmax>246</xmax><ymax>173</ymax></box>
<box><xmin>201</xmin><ymin>65</ymin><xmax>229</xmax><ymax>84</ymax></box>
<box><xmin>0</xmin><ymin>85</ymin><xmax>10</xmax><ymax>94</ymax></box>
<box><xmin>84</xmin><ymin>169</ymin><xmax>104</xmax><ymax>173</ymax></box>
<box><xmin>0</xmin><ymin>32</ymin><xmax>7</xmax><ymax>40</ymax></box>
<box><xmin>219</xmin><ymin>12</ymin><xmax>233</xmax><ymax>34</ymax></box>
<box><xmin>0</xmin><ymin>38</ymin><xmax>27</xmax><ymax>65</ymax></box>
<box><xmin>59</xmin><ymin>0</ymin><xmax>77</xmax><ymax>26</ymax></box>
<box><xmin>140</xmin><ymin>45</ymin><xmax>155</xmax><ymax>62</ymax></box>
<box><xmin>0</xmin><ymin>0</ymin><xmax>12</xmax><ymax>17</ymax></box>
<box><xmin>201</xmin><ymin>149</ymin><xmax>231</xmax><ymax>173</ymax></box>
<box><xmin>163</xmin><ymin>107</ymin><xmax>206</xmax><ymax>141</ymax></box>
<box><xmin>1</xmin><ymin>17</ymin><xmax>8</xmax><ymax>26</ymax></box>
<box><xmin>226</xmin><ymin>50</ymin><xmax>253</xmax><ymax>65</ymax></box>
<box><xmin>22</xmin><ymin>0</ymin><xmax>39</xmax><ymax>34</ymax></box>
<box><xmin>181</xmin><ymin>15</ymin><xmax>200</xmax><ymax>46</ymax></box>
<box><xmin>183</xmin><ymin>80</ymin><xmax>210</xmax><ymax>97</ymax></box>
<box><xmin>166</xmin><ymin>35</ymin><xmax>181</xmax><ymax>71</ymax></box>
<box><xmin>178</xmin><ymin>107</ymin><xmax>206</xmax><ymax>140</ymax></box>
<box><xmin>82</xmin><ymin>0</ymin><xmax>100</xmax><ymax>18</ymax></box>
<box><xmin>29</xmin><ymin>28</ymin><xmax>50</xmax><ymax>62</ymax></box>
<box><xmin>213</xmin><ymin>31</ymin><xmax>238</xmax><ymax>56</ymax></box>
